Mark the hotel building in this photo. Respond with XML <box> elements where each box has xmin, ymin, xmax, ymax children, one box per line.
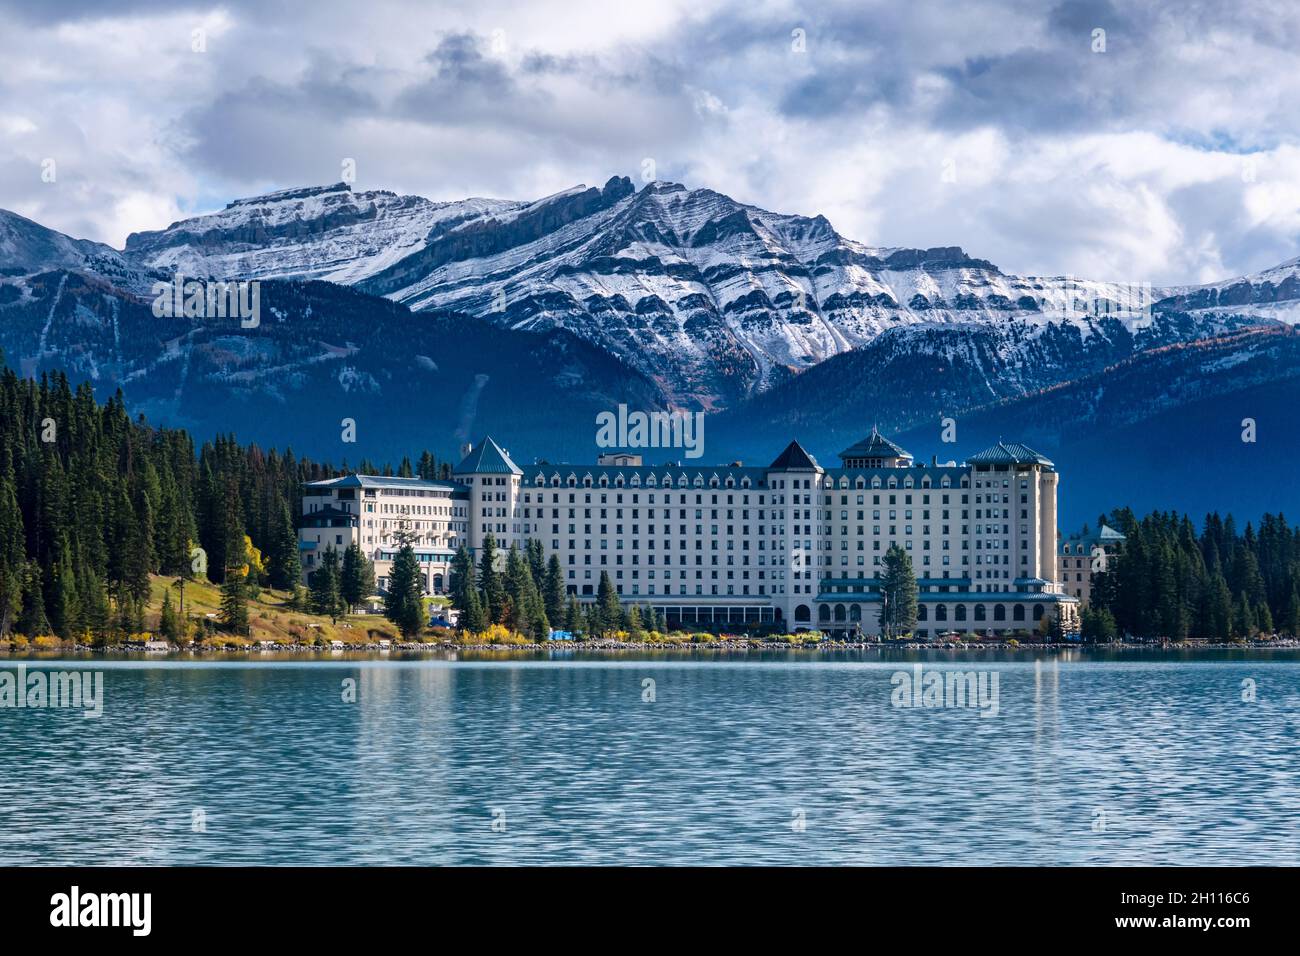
<box><xmin>1059</xmin><ymin>524</ymin><xmax>1126</xmax><ymax>606</ymax></box>
<box><xmin>298</xmin><ymin>429</ymin><xmax>1079</xmax><ymax>638</ymax></box>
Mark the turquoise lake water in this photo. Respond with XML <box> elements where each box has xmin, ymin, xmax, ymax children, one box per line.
<box><xmin>1</xmin><ymin>650</ymin><xmax>1298</xmax><ymax>865</ymax></box>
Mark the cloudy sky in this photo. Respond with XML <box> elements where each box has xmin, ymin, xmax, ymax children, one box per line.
<box><xmin>1</xmin><ymin>0</ymin><xmax>1298</xmax><ymax>285</ymax></box>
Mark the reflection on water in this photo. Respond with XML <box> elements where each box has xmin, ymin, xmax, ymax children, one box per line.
<box><xmin>0</xmin><ymin>652</ymin><xmax>1297</xmax><ymax>865</ymax></box>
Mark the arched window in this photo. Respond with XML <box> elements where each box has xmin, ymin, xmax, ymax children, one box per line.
<box><xmin>993</xmin><ymin>604</ymin><xmax>1006</xmax><ymax>621</ymax></box>
<box><xmin>955</xmin><ymin>605</ymin><xmax>967</xmax><ymax>621</ymax></box>
<box><xmin>918</xmin><ymin>604</ymin><xmax>928</xmax><ymax>621</ymax></box>
<box><xmin>1013</xmin><ymin>604</ymin><xmax>1025</xmax><ymax>621</ymax></box>
<box><xmin>834</xmin><ymin>604</ymin><xmax>847</xmax><ymax>622</ymax></box>
<box><xmin>795</xmin><ymin>604</ymin><xmax>811</xmax><ymax>623</ymax></box>
<box><xmin>1033</xmin><ymin>603</ymin><xmax>1045</xmax><ymax>621</ymax></box>
<box><xmin>974</xmin><ymin>604</ymin><xmax>986</xmax><ymax>621</ymax></box>
<box><xmin>936</xmin><ymin>604</ymin><xmax>948</xmax><ymax>621</ymax></box>
<box><xmin>849</xmin><ymin>604</ymin><xmax>861</xmax><ymax>621</ymax></box>
<box><xmin>818</xmin><ymin>604</ymin><xmax>831</xmax><ymax>622</ymax></box>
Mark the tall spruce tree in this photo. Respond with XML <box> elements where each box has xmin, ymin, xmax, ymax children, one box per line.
<box><xmin>268</xmin><ymin>499</ymin><xmax>302</xmax><ymax>591</ymax></box>
<box><xmin>449</xmin><ymin>544</ymin><xmax>476</xmax><ymax>614</ymax></box>
<box><xmin>384</xmin><ymin>538</ymin><xmax>426</xmax><ymax>638</ymax></box>
<box><xmin>220</xmin><ymin>533</ymin><xmax>250</xmax><ymax>635</ymax></box>
<box><xmin>310</xmin><ymin>545</ymin><xmax>344</xmax><ymax>623</ymax></box>
<box><xmin>340</xmin><ymin>542</ymin><xmax>375</xmax><ymax>612</ymax></box>
<box><xmin>16</xmin><ymin>561</ymin><xmax>50</xmax><ymax>636</ymax></box>
<box><xmin>596</xmin><ymin>571</ymin><xmax>621</xmax><ymax>636</ymax></box>
<box><xmin>478</xmin><ymin>533</ymin><xmax>504</xmax><ymax>623</ymax></box>
<box><xmin>543</xmin><ymin>554</ymin><xmax>565</xmax><ymax>625</ymax></box>
<box><xmin>461</xmin><ymin>582</ymin><xmax>487</xmax><ymax>633</ymax></box>
<box><xmin>880</xmin><ymin>544</ymin><xmax>918</xmax><ymax>639</ymax></box>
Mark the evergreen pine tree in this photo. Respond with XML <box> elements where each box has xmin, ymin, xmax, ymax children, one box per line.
<box><xmin>1282</xmin><ymin>577</ymin><xmax>1300</xmax><ymax>636</ymax></box>
<box><xmin>220</xmin><ymin>533</ymin><xmax>250</xmax><ymax>634</ymax></box>
<box><xmin>340</xmin><ymin>542</ymin><xmax>374</xmax><ymax>612</ymax></box>
<box><xmin>504</xmin><ymin>543</ymin><xmax>529</xmax><ymax>632</ymax></box>
<box><xmin>478</xmin><ymin>533</ymin><xmax>504</xmax><ymax>623</ymax></box>
<box><xmin>880</xmin><ymin>544</ymin><xmax>918</xmax><ymax>639</ymax></box>
<box><xmin>461</xmin><ymin>581</ymin><xmax>486</xmax><ymax>633</ymax></box>
<box><xmin>16</xmin><ymin>561</ymin><xmax>50</xmax><ymax>636</ymax></box>
<box><xmin>1231</xmin><ymin>590</ymin><xmax>1254</xmax><ymax>639</ymax></box>
<box><xmin>449</xmin><ymin>544</ymin><xmax>476</xmax><ymax>614</ymax></box>
<box><xmin>526</xmin><ymin>538</ymin><xmax>546</xmax><ymax>589</ymax></box>
<box><xmin>596</xmin><ymin>571</ymin><xmax>621</xmax><ymax>636</ymax></box>
<box><xmin>310</xmin><ymin>545</ymin><xmax>344</xmax><ymax>623</ymax></box>
<box><xmin>543</xmin><ymin>554</ymin><xmax>565</xmax><ymax>624</ymax></box>
<box><xmin>268</xmin><ymin>498</ymin><xmax>302</xmax><ymax>590</ymax></box>
<box><xmin>564</xmin><ymin>594</ymin><xmax>583</xmax><ymax>636</ymax></box>
<box><xmin>48</xmin><ymin>547</ymin><xmax>78</xmax><ymax>639</ymax></box>
<box><xmin>384</xmin><ymin>539</ymin><xmax>426</xmax><ymax>639</ymax></box>
<box><xmin>1255</xmin><ymin>599</ymin><xmax>1274</xmax><ymax>636</ymax></box>
<box><xmin>159</xmin><ymin>589</ymin><xmax>183</xmax><ymax>644</ymax></box>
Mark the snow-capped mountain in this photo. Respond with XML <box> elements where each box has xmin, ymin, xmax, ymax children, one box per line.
<box><xmin>124</xmin><ymin>182</ymin><xmax>525</xmax><ymax>285</ymax></box>
<box><xmin>0</xmin><ymin>208</ymin><xmax>156</xmax><ymax>294</ymax></box>
<box><xmin>4</xmin><ymin>175</ymin><xmax>1297</xmax><ymax>521</ymax></box>
<box><xmin>119</xmin><ymin>176</ymin><xmax>1293</xmax><ymax>408</ymax></box>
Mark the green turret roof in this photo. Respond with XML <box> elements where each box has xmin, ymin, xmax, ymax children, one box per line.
<box><xmin>454</xmin><ymin>436</ymin><xmax>522</xmax><ymax>475</ymax></box>
<box><xmin>967</xmin><ymin>441</ymin><xmax>1054</xmax><ymax>467</ymax></box>
<box><xmin>838</xmin><ymin>427</ymin><xmax>912</xmax><ymax>462</ymax></box>
<box><xmin>768</xmin><ymin>440</ymin><xmax>820</xmax><ymax>471</ymax></box>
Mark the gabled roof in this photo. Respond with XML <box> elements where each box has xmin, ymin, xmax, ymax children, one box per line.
<box><xmin>1063</xmin><ymin>524</ymin><xmax>1127</xmax><ymax>546</ymax></box>
<box><xmin>768</xmin><ymin>440</ymin><xmax>820</xmax><ymax>471</ymax></box>
<box><xmin>838</xmin><ymin>427</ymin><xmax>911</xmax><ymax>462</ymax></box>
<box><xmin>966</xmin><ymin>441</ymin><xmax>1054</xmax><ymax>467</ymax></box>
<box><xmin>454</xmin><ymin>436</ymin><xmax>522</xmax><ymax>475</ymax></box>
<box><xmin>305</xmin><ymin>474</ymin><xmax>459</xmax><ymax>491</ymax></box>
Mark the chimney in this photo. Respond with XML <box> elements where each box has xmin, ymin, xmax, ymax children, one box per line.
<box><xmin>460</xmin><ymin>442</ymin><xmax>472</xmax><ymax>460</ymax></box>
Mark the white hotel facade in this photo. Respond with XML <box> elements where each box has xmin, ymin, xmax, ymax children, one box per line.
<box><xmin>299</xmin><ymin>429</ymin><xmax>1079</xmax><ymax>638</ymax></box>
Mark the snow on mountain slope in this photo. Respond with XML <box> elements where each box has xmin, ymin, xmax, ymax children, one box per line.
<box><xmin>123</xmin><ymin>182</ymin><xmax>525</xmax><ymax>285</ymax></box>
<box><xmin>23</xmin><ymin>174</ymin><xmax>1300</xmax><ymax>412</ymax></box>
<box><xmin>1155</xmin><ymin>256</ymin><xmax>1300</xmax><ymax>315</ymax></box>
<box><xmin>0</xmin><ymin>208</ymin><xmax>155</xmax><ymax>294</ymax></box>
<box><xmin>355</xmin><ymin>177</ymin><xmax>1206</xmax><ymax>405</ymax></box>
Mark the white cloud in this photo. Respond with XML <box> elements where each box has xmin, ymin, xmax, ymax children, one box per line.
<box><xmin>0</xmin><ymin>0</ymin><xmax>1297</xmax><ymax>284</ymax></box>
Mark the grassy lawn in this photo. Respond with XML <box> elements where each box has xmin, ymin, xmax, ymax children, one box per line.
<box><xmin>147</xmin><ymin>575</ymin><xmax>402</xmax><ymax>644</ymax></box>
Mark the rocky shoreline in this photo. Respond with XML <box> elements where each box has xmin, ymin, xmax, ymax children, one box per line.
<box><xmin>8</xmin><ymin>637</ymin><xmax>1300</xmax><ymax>656</ymax></box>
